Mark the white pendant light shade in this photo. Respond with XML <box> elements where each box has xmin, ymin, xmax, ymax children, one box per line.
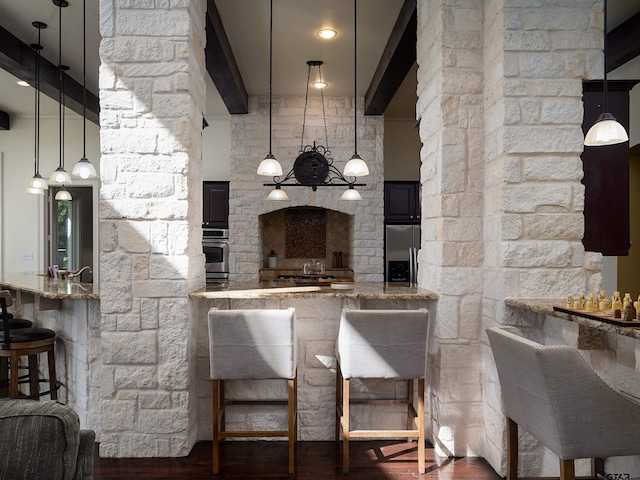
<box><xmin>340</xmin><ymin>187</ymin><xmax>363</xmax><ymax>201</ymax></box>
<box><xmin>28</xmin><ymin>173</ymin><xmax>49</xmax><ymax>191</ymax></box>
<box><xmin>257</xmin><ymin>154</ymin><xmax>283</xmax><ymax>176</ymax></box>
<box><xmin>343</xmin><ymin>153</ymin><xmax>369</xmax><ymax>177</ymax></box>
<box><xmin>55</xmin><ymin>187</ymin><xmax>72</xmax><ymax>201</ymax></box>
<box><xmin>71</xmin><ymin>157</ymin><xmax>97</xmax><ymax>179</ymax></box>
<box><xmin>584</xmin><ymin>112</ymin><xmax>629</xmax><ymax>146</ymax></box>
<box><xmin>50</xmin><ymin>167</ymin><xmax>72</xmax><ymax>184</ymax></box>
<box><xmin>25</xmin><ymin>186</ymin><xmax>45</xmax><ymax>195</ymax></box>
<box><xmin>267</xmin><ymin>187</ymin><xmax>289</xmax><ymax>201</ymax></box>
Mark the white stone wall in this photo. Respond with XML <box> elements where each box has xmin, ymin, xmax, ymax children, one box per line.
<box><xmin>98</xmin><ymin>0</ymin><xmax>206</xmax><ymax>457</ymax></box>
<box><xmin>228</xmin><ymin>95</ymin><xmax>384</xmax><ymax>283</ymax></box>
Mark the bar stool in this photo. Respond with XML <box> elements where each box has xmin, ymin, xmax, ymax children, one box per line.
<box><xmin>335</xmin><ymin>308</ymin><xmax>429</xmax><ymax>474</ymax></box>
<box><xmin>3</xmin><ymin>308</ymin><xmax>33</xmax><ymax>329</ymax></box>
<box><xmin>0</xmin><ymin>290</ymin><xmax>58</xmax><ymax>399</ymax></box>
<box><xmin>207</xmin><ymin>307</ymin><xmax>297</xmax><ymax>475</ymax></box>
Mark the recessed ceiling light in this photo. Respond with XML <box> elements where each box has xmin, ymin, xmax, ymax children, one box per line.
<box><xmin>317</xmin><ymin>29</ymin><xmax>337</xmax><ymax>39</ymax></box>
<box><xmin>313</xmin><ymin>80</ymin><xmax>328</xmax><ymax>89</ymax></box>
<box><xmin>17</xmin><ymin>80</ymin><xmax>30</xmax><ymax>87</ymax></box>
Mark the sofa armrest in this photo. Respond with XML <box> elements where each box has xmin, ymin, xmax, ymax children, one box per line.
<box><xmin>73</xmin><ymin>430</ymin><xmax>96</xmax><ymax>480</ymax></box>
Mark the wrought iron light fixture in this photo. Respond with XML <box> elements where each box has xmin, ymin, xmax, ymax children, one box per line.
<box><xmin>584</xmin><ymin>0</ymin><xmax>628</xmax><ymax>146</ymax></box>
<box><xmin>26</xmin><ymin>21</ymin><xmax>48</xmax><ymax>195</ymax></box>
<box><xmin>71</xmin><ymin>0</ymin><xmax>97</xmax><ymax>179</ymax></box>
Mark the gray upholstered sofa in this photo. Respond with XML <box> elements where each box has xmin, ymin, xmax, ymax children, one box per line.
<box><xmin>0</xmin><ymin>399</ymin><xmax>95</xmax><ymax>480</ymax></box>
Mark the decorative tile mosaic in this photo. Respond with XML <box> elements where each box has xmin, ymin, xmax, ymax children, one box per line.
<box><xmin>285</xmin><ymin>208</ymin><xmax>326</xmax><ymax>258</ymax></box>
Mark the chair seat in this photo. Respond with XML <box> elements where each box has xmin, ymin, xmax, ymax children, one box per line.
<box><xmin>5</xmin><ymin>318</ymin><xmax>33</xmax><ymax>329</ymax></box>
<box><xmin>0</xmin><ymin>327</ymin><xmax>56</xmax><ymax>344</ymax></box>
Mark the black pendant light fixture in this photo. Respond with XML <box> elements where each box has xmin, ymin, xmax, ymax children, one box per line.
<box><xmin>49</xmin><ymin>0</ymin><xmax>73</xmax><ymax>188</ymax></box>
<box><xmin>584</xmin><ymin>0</ymin><xmax>628</xmax><ymax>146</ymax></box>
<box><xmin>71</xmin><ymin>0</ymin><xmax>97</xmax><ymax>179</ymax></box>
<box><xmin>26</xmin><ymin>21</ymin><xmax>49</xmax><ymax>195</ymax></box>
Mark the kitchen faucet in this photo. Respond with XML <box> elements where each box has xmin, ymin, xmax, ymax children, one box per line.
<box><xmin>68</xmin><ymin>266</ymin><xmax>92</xmax><ymax>282</ymax></box>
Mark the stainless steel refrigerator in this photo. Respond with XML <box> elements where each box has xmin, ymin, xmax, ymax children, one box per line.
<box><xmin>385</xmin><ymin>225</ymin><xmax>420</xmax><ymax>283</ymax></box>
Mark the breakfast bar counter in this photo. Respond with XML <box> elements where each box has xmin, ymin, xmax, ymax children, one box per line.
<box><xmin>0</xmin><ymin>272</ymin><xmax>99</xmax><ymax>301</ymax></box>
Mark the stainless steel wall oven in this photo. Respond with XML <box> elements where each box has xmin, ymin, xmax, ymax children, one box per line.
<box><xmin>203</xmin><ymin>228</ymin><xmax>229</xmax><ymax>285</ymax></box>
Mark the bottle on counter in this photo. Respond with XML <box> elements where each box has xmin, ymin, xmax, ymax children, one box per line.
<box><xmin>268</xmin><ymin>250</ymin><xmax>277</xmax><ymax>268</ymax></box>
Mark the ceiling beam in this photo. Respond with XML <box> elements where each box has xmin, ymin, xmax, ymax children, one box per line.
<box><xmin>0</xmin><ymin>109</ymin><xmax>9</xmax><ymax>130</ymax></box>
<box><xmin>607</xmin><ymin>11</ymin><xmax>640</xmax><ymax>73</ymax></box>
<box><xmin>205</xmin><ymin>0</ymin><xmax>249</xmax><ymax>114</ymax></box>
<box><xmin>0</xmin><ymin>24</ymin><xmax>99</xmax><ymax>125</ymax></box>
<box><xmin>364</xmin><ymin>0</ymin><xmax>417</xmax><ymax>116</ymax></box>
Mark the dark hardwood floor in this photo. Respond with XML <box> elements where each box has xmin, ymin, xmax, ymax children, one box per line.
<box><xmin>93</xmin><ymin>440</ymin><xmax>502</xmax><ymax>479</ymax></box>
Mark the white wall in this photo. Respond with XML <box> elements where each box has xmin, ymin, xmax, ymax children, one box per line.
<box><xmin>202</xmin><ymin>116</ymin><xmax>230</xmax><ymax>181</ymax></box>
<box><xmin>0</xmin><ymin>111</ymin><xmax>100</xmax><ymax>274</ymax></box>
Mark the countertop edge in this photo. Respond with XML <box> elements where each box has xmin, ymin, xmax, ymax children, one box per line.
<box><xmin>0</xmin><ymin>274</ymin><xmax>99</xmax><ymax>300</ymax></box>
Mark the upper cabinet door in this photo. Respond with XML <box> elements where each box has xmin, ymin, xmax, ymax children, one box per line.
<box><xmin>384</xmin><ymin>181</ymin><xmax>420</xmax><ymax>224</ymax></box>
<box><xmin>203</xmin><ymin>181</ymin><xmax>230</xmax><ymax>228</ymax></box>
<box><xmin>582</xmin><ymin>81</ymin><xmax>638</xmax><ymax>256</ymax></box>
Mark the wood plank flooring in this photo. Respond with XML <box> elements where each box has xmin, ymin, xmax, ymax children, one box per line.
<box><xmin>93</xmin><ymin>440</ymin><xmax>502</xmax><ymax>479</ymax></box>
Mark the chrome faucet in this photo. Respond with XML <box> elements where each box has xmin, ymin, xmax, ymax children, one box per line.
<box><xmin>68</xmin><ymin>266</ymin><xmax>92</xmax><ymax>282</ymax></box>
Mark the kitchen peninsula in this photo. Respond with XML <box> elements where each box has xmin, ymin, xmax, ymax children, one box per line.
<box><xmin>0</xmin><ymin>273</ymin><xmax>100</xmax><ymax>432</ymax></box>
<box><xmin>190</xmin><ymin>282</ymin><xmax>437</xmax><ymax>441</ymax></box>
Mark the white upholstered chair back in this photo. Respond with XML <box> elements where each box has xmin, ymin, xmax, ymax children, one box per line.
<box><xmin>336</xmin><ymin>308</ymin><xmax>429</xmax><ymax>379</ymax></box>
<box><xmin>487</xmin><ymin>326</ymin><xmax>640</xmax><ymax>461</ymax></box>
<box><xmin>208</xmin><ymin>308</ymin><xmax>297</xmax><ymax>380</ymax></box>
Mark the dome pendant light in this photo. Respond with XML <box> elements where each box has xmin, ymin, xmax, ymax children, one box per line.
<box><xmin>257</xmin><ymin>0</ymin><xmax>284</xmax><ymax>179</ymax></box>
<box><xmin>49</xmin><ymin>0</ymin><xmax>72</xmax><ymax>187</ymax></box>
<box><xmin>341</xmin><ymin>0</ymin><xmax>368</xmax><ymax>200</ymax></box>
<box><xmin>72</xmin><ymin>0</ymin><xmax>97</xmax><ymax>179</ymax></box>
<box><xmin>584</xmin><ymin>0</ymin><xmax>628</xmax><ymax>147</ymax></box>
<box><xmin>26</xmin><ymin>22</ymin><xmax>48</xmax><ymax>195</ymax></box>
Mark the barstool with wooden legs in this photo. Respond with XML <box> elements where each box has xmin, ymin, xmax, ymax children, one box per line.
<box><xmin>207</xmin><ymin>307</ymin><xmax>297</xmax><ymax>475</ymax></box>
<box><xmin>0</xmin><ymin>290</ymin><xmax>58</xmax><ymax>399</ymax></box>
<box><xmin>335</xmin><ymin>308</ymin><xmax>430</xmax><ymax>474</ymax></box>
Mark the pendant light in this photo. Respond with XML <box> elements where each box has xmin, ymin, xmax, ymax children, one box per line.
<box><xmin>584</xmin><ymin>0</ymin><xmax>628</xmax><ymax>146</ymax></box>
<box><xmin>71</xmin><ymin>0</ymin><xmax>97</xmax><ymax>179</ymax></box>
<box><xmin>341</xmin><ymin>0</ymin><xmax>368</xmax><ymax>199</ymax></box>
<box><xmin>26</xmin><ymin>21</ymin><xmax>48</xmax><ymax>195</ymax></box>
<box><xmin>257</xmin><ymin>0</ymin><xmax>283</xmax><ymax>178</ymax></box>
<box><xmin>49</xmin><ymin>0</ymin><xmax>72</xmax><ymax>186</ymax></box>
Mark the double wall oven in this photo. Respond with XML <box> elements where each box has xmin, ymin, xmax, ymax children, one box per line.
<box><xmin>203</xmin><ymin>227</ymin><xmax>229</xmax><ymax>285</ymax></box>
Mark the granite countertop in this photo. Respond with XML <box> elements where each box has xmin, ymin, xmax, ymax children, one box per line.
<box><xmin>0</xmin><ymin>273</ymin><xmax>99</xmax><ymax>300</ymax></box>
<box><xmin>189</xmin><ymin>281</ymin><xmax>438</xmax><ymax>300</ymax></box>
<box><xmin>505</xmin><ymin>297</ymin><xmax>640</xmax><ymax>340</ymax></box>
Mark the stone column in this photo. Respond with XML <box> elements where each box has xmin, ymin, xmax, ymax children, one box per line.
<box><xmin>416</xmin><ymin>0</ymin><xmax>603</xmax><ymax>473</ymax></box>
<box><xmin>98</xmin><ymin>0</ymin><xmax>206</xmax><ymax>457</ymax></box>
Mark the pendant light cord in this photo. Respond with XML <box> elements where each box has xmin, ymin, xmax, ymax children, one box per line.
<box><xmin>58</xmin><ymin>4</ymin><xmax>63</xmax><ymax>170</ymax></box>
<box><xmin>268</xmin><ymin>0</ymin><xmax>273</xmax><ymax>155</ymax></box>
<box><xmin>353</xmin><ymin>0</ymin><xmax>358</xmax><ymax>155</ymax></box>
<box><xmin>82</xmin><ymin>0</ymin><xmax>87</xmax><ymax>158</ymax></box>
<box><xmin>603</xmin><ymin>0</ymin><xmax>609</xmax><ymax>113</ymax></box>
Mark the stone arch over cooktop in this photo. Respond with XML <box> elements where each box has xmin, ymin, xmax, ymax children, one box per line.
<box><xmin>259</xmin><ymin>206</ymin><xmax>352</xmax><ymax>271</ymax></box>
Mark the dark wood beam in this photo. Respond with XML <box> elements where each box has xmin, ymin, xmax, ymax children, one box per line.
<box><xmin>206</xmin><ymin>0</ymin><xmax>249</xmax><ymax>114</ymax></box>
<box><xmin>607</xmin><ymin>11</ymin><xmax>640</xmax><ymax>73</ymax></box>
<box><xmin>0</xmin><ymin>24</ymin><xmax>99</xmax><ymax>125</ymax></box>
<box><xmin>364</xmin><ymin>0</ymin><xmax>417</xmax><ymax>116</ymax></box>
<box><xmin>0</xmin><ymin>109</ymin><xmax>9</xmax><ymax>130</ymax></box>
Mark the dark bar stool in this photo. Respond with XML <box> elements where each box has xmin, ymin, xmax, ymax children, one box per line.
<box><xmin>0</xmin><ymin>290</ymin><xmax>59</xmax><ymax>399</ymax></box>
<box><xmin>3</xmin><ymin>309</ymin><xmax>34</xmax><ymax>329</ymax></box>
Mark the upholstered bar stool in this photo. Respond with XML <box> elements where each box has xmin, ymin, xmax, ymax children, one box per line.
<box><xmin>335</xmin><ymin>308</ymin><xmax>429</xmax><ymax>474</ymax></box>
<box><xmin>0</xmin><ymin>290</ymin><xmax>58</xmax><ymax>399</ymax></box>
<box><xmin>207</xmin><ymin>307</ymin><xmax>297</xmax><ymax>475</ymax></box>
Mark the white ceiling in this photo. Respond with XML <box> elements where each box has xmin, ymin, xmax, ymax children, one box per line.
<box><xmin>1</xmin><ymin>0</ymin><xmax>639</xmax><ymax>121</ymax></box>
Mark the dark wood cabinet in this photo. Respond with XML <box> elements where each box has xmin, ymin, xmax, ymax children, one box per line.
<box><xmin>384</xmin><ymin>181</ymin><xmax>420</xmax><ymax>224</ymax></box>
<box><xmin>203</xmin><ymin>181</ymin><xmax>229</xmax><ymax>228</ymax></box>
<box><xmin>582</xmin><ymin>81</ymin><xmax>638</xmax><ymax>256</ymax></box>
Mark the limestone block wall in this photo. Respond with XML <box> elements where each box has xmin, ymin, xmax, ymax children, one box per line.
<box><xmin>479</xmin><ymin>0</ymin><xmax>604</xmax><ymax>475</ymax></box>
<box><xmin>98</xmin><ymin>0</ymin><xmax>206</xmax><ymax>457</ymax></box>
<box><xmin>228</xmin><ymin>95</ymin><xmax>384</xmax><ymax>283</ymax></box>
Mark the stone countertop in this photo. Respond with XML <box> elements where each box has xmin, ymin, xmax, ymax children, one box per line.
<box><xmin>505</xmin><ymin>297</ymin><xmax>640</xmax><ymax>340</ymax></box>
<box><xmin>0</xmin><ymin>272</ymin><xmax>99</xmax><ymax>300</ymax></box>
<box><xmin>189</xmin><ymin>281</ymin><xmax>438</xmax><ymax>300</ymax></box>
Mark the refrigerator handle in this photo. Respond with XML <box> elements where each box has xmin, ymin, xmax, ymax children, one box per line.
<box><xmin>409</xmin><ymin>248</ymin><xmax>414</xmax><ymax>284</ymax></box>
<box><xmin>411</xmin><ymin>247</ymin><xmax>417</xmax><ymax>284</ymax></box>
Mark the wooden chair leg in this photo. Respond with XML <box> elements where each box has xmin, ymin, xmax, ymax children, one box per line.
<box><xmin>407</xmin><ymin>379</ymin><xmax>414</xmax><ymax>440</ymax></box>
<box><xmin>0</xmin><ymin>357</ymin><xmax>8</xmax><ymax>397</ymax></box>
<box><xmin>9</xmin><ymin>352</ymin><xmax>19</xmax><ymax>398</ymax></box>
<box><xmin>592</xmin><ymin>458</ymin><xmax>604</xmax><ymax>480</ymax></box>
<box><xmin>212</xmin><ymin>380</ymin><xmax>220</xmax><ymax>474</ymax></box>
<box><xmin>47</xmin><ymin>346</ymin><xmax>57</xmax><ymax>400</ymax></box>
<box><xmin>507</xmin><ymin>417</ymin><xmax>518</xmax><ymax>480</ymax></box>
<box><xmin>335</xmin><ymin>366</ymin><xmax>342</xmax><ymax>442</ymax></box>
<box><xmin>287</xmin><ymin>375</ymin><xmax>296</xmax><ymax>474</ymax></box>
<box><xmin>417</xmin><ymin>378</ymin><xmax>425</xmax><ymax>474</ymax></box>
<box><xmin>560</xmin><ymin>459</ymin><xmax>576</xmax><ymax>480</ymax></box>
<box><xmin>28</xmin><ymin>354</ymin><xmax>40</xmax><ymax>397</ymax></box>
<box><xmin>342</xmin><ymin>375</ymin><xmax>350</xmax><ymax>474</ymax></box>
